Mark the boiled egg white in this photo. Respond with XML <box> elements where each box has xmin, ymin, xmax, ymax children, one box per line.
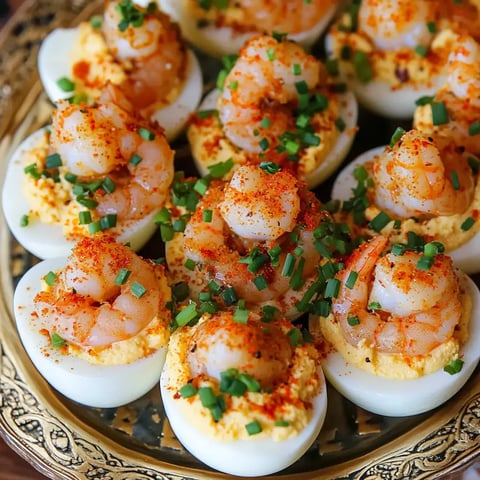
<box><xmin>313</xmin><ymin>271</ymin><xmax>480</xmax><ymax>417</ymax></box>
<box><xmin>331</xmin><ymin>145</ymin><xmax>480</xmax><ymax>274</ymax></box>
<box><xmin>13</xmin><ymin>256</ymin><xmax>168</xmax><ymax>408</ymax></box>
<box><xmin>159</xmin><ymin>0</ymin><xmax>338</xmax><ymax>57</ymax></box>
<box><xmin>190</xmin><ymin>87</ymin><xmax>358</xmax><ymax>188</ymax></box>
<box><xmin>2</xmin><ymin>128</ymin><xmax>159</xmax><ymax>259</ymax></box>
<box><xmin>37</xmin><ymin>27</ymin><xmax>203</xmax><ymax>141</ymax></box>
<box><xmin>161</xmin><ymin>378</ymin><xmax>327</xmax><ymax>476</ymax></box>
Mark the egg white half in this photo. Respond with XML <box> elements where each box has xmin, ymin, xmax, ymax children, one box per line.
<box><xmin>159</xmin><ymin>0</ymin><xmax>337</xmax><ymax>57</ymax></box>
<box><xmin>316</xmin><ymin>272</ymin><xmax>480</xmax><ymax>417</ymax></box>
<box><xmin>2</xmin><ymin>127</ymin><xmax>159</xmax><ymax>259</ymax></box>
<box><xmin>13</xmin><ymin>257</ymin><xmax>167</xmax><ymax>408</ymax></box>
<box><xmin>37</xmin><ymin>27</ymin><xmax>203</xmax><ymax>141</ymax></box>
<box><xmin>324</xmin><ymin>35</ymin><xmax>446</xmax><ymax>120</ymax></box>
<box><xmin>160</xmin><ymin>367</ymin><xmax>328</xmax><ymax>477</ymax></box>
<box><xmin>191</xmin><ymin>87</ymin><xmax>358</xmax><ymax>188</ymax></box>
<box><xmin>331</xmin><ymin>146</ymin><xmax>480</xmax><ymax>274</ymax></box>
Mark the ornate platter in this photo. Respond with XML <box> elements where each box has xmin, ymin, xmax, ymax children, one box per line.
<box><xmin>0</xmin><ymin>1</ymin><xmax>479</xmax><ymax>479</ymax></box>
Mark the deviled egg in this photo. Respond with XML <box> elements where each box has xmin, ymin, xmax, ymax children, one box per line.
<box><xmin>37</xmin><ymin>0</ymin><xmax>202</xmax><ymax>140</ymax></box>
<box><xmin>2</xmin><ymin>89</ymin><xmax>174</xmax><ymax>259</ymax></box>
<box><xmin>312</xmin><ymin>235</ymin><xmax>480</xmax><ymax>417</ymax></box>
<box><xmin>13</xmin><ymin>235</ymin><xmax>172</xmax><ymax>407</ymax></box>
<box><xmin>187</xmin><ymin>33</ymin><xmax>358</xmax><ymax>188</ymax></box>
<box><xmin>160</xmin><ymin>310</ymin><xmax>328</xmax><ymax>476</ymax></box>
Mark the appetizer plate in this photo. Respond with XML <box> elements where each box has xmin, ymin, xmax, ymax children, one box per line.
<box><xmin>0</xmin><ymin>2</ymin><xmax>479</xmax><ymax>480</ymax></box>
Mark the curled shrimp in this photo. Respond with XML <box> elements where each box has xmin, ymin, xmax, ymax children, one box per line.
<box><xmin>218</xmin><ymin>34</ymin><xmax>321</xmax><ymax>153</ymax></box>
<box><xmin>181</xmin><ymin>164</ymin><xmax>326</xmax><ymax>306</ymax></box>
<box><xmin>49</xmin><ymin>85</ymin><xmax>174</xmax><ymax>222</ymax></box>
<box><xmin>373</xmin><ymin>129</ymin><xmax>475</xmax><ymax>218</ymax></box>
<box><xmin>34</xmin><ymin>235</ymin><xmax>169</xmax><ymax>347</ymax></box>
<box><xmin>357</xmin><ymin>0</ymin><xmax>435</xmax><ymax>51</ymax></box>
<box><xmin>187</xmin><ymin>311</ymin><xmax>293</xmax><ymax>390</ymax></box>
<box><xmin>332</xmin><ymin>235</ymin><xmax>463</xmax><ymax>356</ymax></box>
<box><xmin>102</xmin><ymin>0</ymin><xmax>187</xmax><ymax>112</ymax></box>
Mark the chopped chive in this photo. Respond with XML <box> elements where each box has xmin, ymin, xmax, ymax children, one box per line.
<box><xmin>345</xmin><ymin>271</ymin><xmax>358</xmax><ymax>289</ymax></box>
<box><xmin>51</xmin><ymin>332</ymin><xmax>66</xmax><ymax>348</ymax></box>
<box><xmin>260</xmin><ymin>117</ymin><xmax>272</xmax><ymax>129</ymax></box>
<box><xmin>281</xmin><ymin>253</ymin><xmax>296</xmax><ymax>276</ymax></box>
<box><xmin>324</xmin><ymin>278</ymin><xmax>340</xmax><ymax>298</ymax></box>
<box><xmin>202</xmin><ymin>209</ymin><xmax>213</xmax><ymax>222</ymax></box>
<box><xmin>427</xmin><ymin>21</ymin><xmax>436</xmax><ymax>33</ymax></box>
<box><xmin>175</xmin><ymin>303</ymin><xmax>198</xmax><ymax>327</ymax></box>
<box><xmin>353</xmin><ymin>50</ymin><xmax>373</xmax><ymax>83</ymax></box>
<box><xmin>76</xmin><ymin>195</ymin><xmax>99</xmax><ymax>209</ymax></box>
<box><xmin>198</xmin><ymin>387</ymin><xmax>217</xmax><ymax>408</ymax></box>
<box><xmin>292</xmin><ymin>63</ymin><xmax>302</xmax><ymax>75</ymax></box>
<box><xmin>130</xmin><ymin>281</ymin><xmax>147</xmax><ymax>298</ymax></box>
<box><xmin>173</xmin><ymin>218</ymin><xmax>187</xmax><ymax>232</ymax></box>
<box><xmin>24</xmin><ymin>163</ymin><xmax>40</xmax><ymax>179</ymax></box>
<box><xmin>194</xmin><ymin>178</ymin><xmax>209</xmax><ymax>196</ymax></box>
<box><xmin>275</xmin><ymin>420</ymin><xmax>289</xmax><ymax>427</ymax></box>
<box><xmin>197</xmin><ymin>109</ymin><xmax>218</xmax><ymax>119</ymax></box>
<box><xmin>261</xmin><ymin>304</ymin><xmax>278</xmax><ymax>322</ymax></box>
<box><xmin>335</xmin><ymin>117</ymin><xmax>346</xmax><ymax>132</ymax></box>
<box><xmin>101</xmin><ymin>177</ymin><xmax>116</xmax><ymax>193</ymax></box>
<box><xmin>172</xmin><ymin>282</ymin><xmax>189</xmax><ymax>301</ymax></box>
<box><xmin>414</xmin><ymin>45</ymin><xmax>428</xmax><ymax>57</ymax></box>
<box><xmin>369</xmin><ymin>211</ymin><xmax>391</xmax><ymax>232</ymax></box>
<box><xmin>443</xmin><ymin>358</ymin><xmax>464</xmax><ymax>375</ymax></box>
<box><xmin>238</xmin><ymin>373</ymin><xmax>260</xmax><ymax>392</ymax></box>
<box><xmin>245</xmin><ymin>421</ymin><xmax>262</xmax><ymax>435</ymax></box>
<box><xmin>56</xmin><ymin>77</ymin><xmax>75</xmax><ymax>92</ymax></box>
<box><xmin>100</xmin><ymin>214</ymin><xmax>117</xmax><ymax>230</ymax></box>
<box><xmin>415</xmin><ymin>95</ymin><xmax>435</xmax><ymax>106</ymax></box>
<box><xmin>228</xmin><ymin>80</ymin><xmax>238</xmax><ymax>90</ymax></box>
<box><xmin>259</xmin><ymin>161</ymin><xmax>281</xmax><ymax>174</ymax></box>
<box><xmin>64</xmin><ymin>172</ymin><xmax>78</xmax><ymax>183</ymax></box>
<box><xmin>138</xmin><ymin>127</ymin><xmax>155</xmax><ymax>140</ymax></box>
<box><xmin>129</xmin><ymin>153</ymin><xmax>142</xmax><ymax>166</ymax></box>
<box><xmin>208</xmin><ymin>280</ymin><xmax>222</xmax><ymax>294</ymax></box>
<box><xmin>423</xmin><ymin>241</ymin><xmax>444</xmax><ymax>256</ymax></box>
<box><xmin>468</xmin><ymin>156</ymin><xmax>480</xmax><ymax>173</ymax></box>
<box><xmin>431</xmin><ymin>101</ymin><xmax>449</xmax><ymax>125</ymax></box>
<box><xmin>391</xmin><ymin>243</ymin><xmax>407</xmax><ymax>256</ymax></box>
<box><xmin>259</xmin><ymin>137</ymin><xmax>270</xmax><ymax>151</ymax></box>
<box><xmin>325</xmin><ymin>58</ymin><xmax>339</xmax><ymax>76</ymax></box>
<box><xmin>179</xmin><ymin>383</ymin><xmax>197</xmax><ymax>398</ymax></box>
<box><xmin>267</xmin><ymin>47</ymin><xmax>275</xmax><ymax>61</ymax></box>
<box><xmin>289</xmin><ymin>257</ymin><xmax>305</xmax><ymax>290</ymax></box>
<box><xmin>78</xmin><ymin>211</ymin><xmax>92</xmax><ymax>225</ymax></box>
<box><xmin>221</xmin><ymin>286</ymin><xmax>237</xmax><ymax>305</ymax></box>
<box><xmin>347</xmin><ymin>315</ymin><xmax>360</xmax><ymax>326</ymax></box>
<box><xmin>253</xmin><ymin>274</ymin><xmax>268</xmax><ymax>291</ymax></box>
<box><xmin>208</xmin><ymin>158</ymin><xmax>234</xmax><ymax>178</ymax></box>
<box><xmin>115</xmin><ymin>268</ymin><xmax>131</xmax><ymax>285</ymax></box>
<box><xmin>288</xmin><ymin>327</ymin><xmax>303</xmax><ymax>347</ymax></box>
<box><xmin>416</xmin><ymin>255</ymin><xmax>434</xmax><ymax>270</ymax></box>
<box><xmin>461</xmin><ymin>217</ymin><xmax>475</xmax><ymax>231</ymax></box>
<box><xmin>233</xmin><ymin>307</ymin><xmax>249</xmax><ymax>324</ymax></box>
<box><xmin>225</xmin><ymin>378</ymin><xmax>247</xmax><ymax>396</ymax></box>
<box><xmin>389</xmin><ymin>126</ymin><xmax>406</xmax><ymax>146</ymax></box>
<box><xmin>44</xmin><ymin>271</ymin><xmax>57</xmax><ymax>286</ymax></box>
<box><xmin>468</xmin><ymin>120</ymin><xmax>480</xmax><ymax>136</ymax></box>
<box><xmin>90</xmin><ymin>14</ymin><xmax>103</xmax><ymax>29</ymax></box>
<box><xmin>368</xmin><ymin>301</ymin><xmax>381</xmax><ymax>310</ymax></box>
<box><xmin>160</xmin><ymin>223</ymin><xmax>174</xmax><ymax>242</ymax></box>
<box><xmin>45</xmin><ymin>153</ymin><xmax>62</xmax><ymax>169</ymax></box>
<box><xmin>184</xmin><ymin>258</ymin><xmax>196</xmax><ymax>271</ymax></box>
<box><xmin>450</xmin><ymin>171</ymin><xmax>460</xmax><ymax>190</ymax></box>
<box><xmin>88</xmin><ymin>221</ymin><xmax>101</xmax><ymax>234</ymax></box>
<box><xmin>295</xmin><ymin>80</ymin><xmax>309</xmax><ymax>95</ymax></box>
<box><xmin>20</xmin><ymin>214</ymin><xmax>29</xmax><ymax>227</ymax></box>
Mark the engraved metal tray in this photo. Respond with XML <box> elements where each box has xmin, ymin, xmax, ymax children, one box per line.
<box><xmin>0</xmin><ymin>1</ymin><xmax>479</xmax><ymax>479</ymax></box>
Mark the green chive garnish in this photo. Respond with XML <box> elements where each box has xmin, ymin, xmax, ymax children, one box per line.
<box><xmin>443</xmin><ymin>358</ymin><xmax>464</xmax><ymax>375</ymax></box>
<box><xmin>245</xmin><ymin>421</ymin><xmax>262</xmax><ymax>435</ymax></box>
<box><xmin>369</xmin><ymin>211</ymin><xmax>391</xmax><ymax>232</ymax></box>
<box><xmin>461</xmin><ymin>217</ymin><xmax>475</xmax><ymax>231</ymax></box>
<box><xmin>202</xmin><ymin>209</ymin><xmax>213</xmax><ymax>222</ymax></box>
<box><xmin>115</xmin><ymin>268</ymin><xmax>131</xmax><ymax>285</ymax></box>
<box><xmin>138</xmin><ymin>127</ymin><xmax>155</xmax><ymax>140</ymax></box>
<box><xmin>389</xmin><ymin>126</ymin><xmax>406</xmax><ymax>146</ymax></box>
<box><xmin>347</xmin><ymin>315</ymin><xmax>360</xmax><ymax>326</ymax></box>
<box><xmin>20</xmin><ymin>214</ymin><xmax>29</xmax><ymax>227</ymax></box>
<box><xmin>51</xmin><ymin>332</ymin><xmax>66</xmax><ymax>348</ymax></box>
<box><xmin>468</xmin><ymin>120</ymin><xmax>480</xmax><ymax>136</ymax></box>
<box><xmin>345</xmin><ymin>271</ymin><xmax>358</xmax><ymax>289</ymax></box>
<box><xmin>129</xmin><ymin>153</ymin><xmax>142</xmax><ymax>166</ymax></box>
<box><xmin>56</xmin><ymin>77</ymin><xmax>75</xmax><ymax>92</ymax></box>
<box><xmin>179</xmin><ymin>383</ymin><xmax>197</xmax><ymax>398</ymax></box>
<box><xmin>431</xmin><ymin>101</ymin><xmax>449</xmax><ymax>125</ymax></box>
<box><xmin>353</xmin><ymin>50</ymin><xmax>373</xmax><ymax>83</ymax></box>
<box><xmin>44</xmin><ymin>271</ymin><xmax>57</xmax><ymax>286</ymax></box>
<box><xmin>130</xmin><ymin>281</ymin><xmax>147</xmax><ymax>298</ymax></box>
<box><xmin>45</xmin><ymin>153</ymin><xmax>62</xmax><ymax>169</ymax></box>
<box><xmin>175</xmin><ymin>303</ymin><xmax>198</xmax><ymax>327</ymax></box>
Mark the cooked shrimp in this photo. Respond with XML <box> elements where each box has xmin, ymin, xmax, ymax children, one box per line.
<box><xmin>232</xmin><ymin>0</ymin><xmax>337</xmax><ymax>35</ymax></box>
<box><xmin>357</xmin><ymin>0</ymin><xmax>435</xmax><ymax>51</ymax></box>
<box><xmin>34</xmin><ymin>235</ymin><xmax>167</xmax><ymax>347</ymax></box>
<box><xmin>49</xmin><ymin>86</ymin><xmax>174</xmax><ymax>221</ymax></box>
<box><xmin>187</xmin><ymin>311</ymin><xmax>293</xmax><ymax>389</ymax></box>
<box><xmin>373</xmin><ymin>129</ymin><xmax>475</xmax><ymax>218</ymax></box>
<box><xmin>218</xmin><ymin>34</ymin><xmax>321</xmax><ymax>153</ymax></box>
<box><xmin>183</xmin><ymin>164</ymin><xmax>326</xmax><ymax>304</ymax></box>
<box><xmin>332</xmin><ymin>235</ymin><xmax>463</xmax><ymax>356</ymax></box>
<box><xmin>102</xmin><ymin>0</ymin><xmax>186</xmax><ymax>111</ymax></box>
